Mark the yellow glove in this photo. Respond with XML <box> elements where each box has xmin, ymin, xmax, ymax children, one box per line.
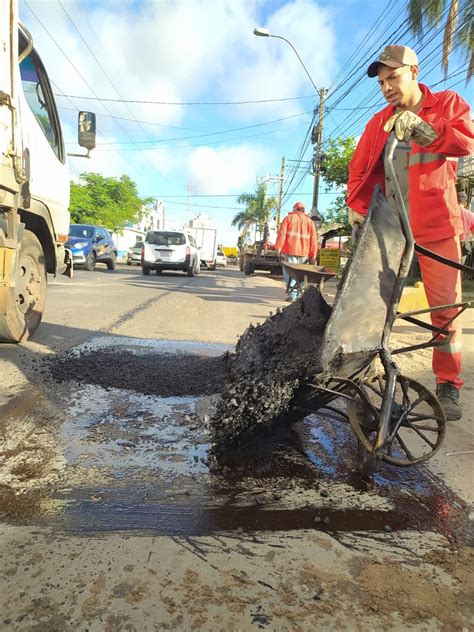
<box><xmin>348</xmin><ymin>209</ymin><xmax>365</xmax><ymax>227</ymax></box>
<box><xmin>383</xmin><ymin>111</ymin><xmax>437</xmax><ymax>147</ymax></box>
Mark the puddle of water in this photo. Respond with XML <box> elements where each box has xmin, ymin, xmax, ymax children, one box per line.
<box><xmin>60</xmin><ymin>385</ymin><xmax>210</xmax><ymax>476</ymax></box>
<box><xmin>47</xmin><ymin>382</ymin><xmax>470</xmax><ymax>542</ymax></box>
<box><xmin>1</xmin><ymin>340</ymin><xmax>471</xmax><ymax>544</ymax></box>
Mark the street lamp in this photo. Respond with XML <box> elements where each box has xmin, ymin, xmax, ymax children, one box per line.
<box><xmin>253</xmin><ymin>26</ymin><xmax>327</xmax><ymax>218</ymax></box>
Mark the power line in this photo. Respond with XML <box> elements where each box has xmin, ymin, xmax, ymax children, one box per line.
<box><xmin>55</xmin><ymin>93</ymin><xmax>316</xmax><ymax>106</ymax></box>
<box><xmin>80</xmin><ymin>111</ymin><xmax>314</xmax><ymax>146</ymax></box>
<box><xmin>52</xmin><ymin>0</ymin><xmax>165</xmax><ymax>178</ymax></box>
<box><xmin>324</xmin><ymin>6</ymin><xmax>467</xmax><ymax>142</ymax></box>
<box><xmin>153</xmin><ymin>192</ymin><xmax>340</xmax><ymax>198</ymax></box>
<box><xmin>51</xmin><ymin>81</ymin><xmax>142</xmax><ymax>176</ymax></box>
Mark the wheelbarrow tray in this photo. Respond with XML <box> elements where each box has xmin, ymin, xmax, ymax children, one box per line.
<box><xmin>281</xmin><ymin>262</ymin><xmax>337</xmax><ymax>285</ymax></box>
<box><xmin>314</xmin><ymin>185</ymin><xmax>405</xmax><ymax>379</ymax></box>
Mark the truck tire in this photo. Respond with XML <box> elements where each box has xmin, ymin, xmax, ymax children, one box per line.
<box><xmin>0</xmin><ymin>230</ymin><xmax>47</xmax><ymax>342</ymax></box>
<box><xmin>84</xmin><ymin>251</ymin><xmax>96</xmax><ymax>272</ymax></box>
<box><xmin>243</xmin><ymin>255</ymin><xmax>253</xmax><ymax>275</ymax></box>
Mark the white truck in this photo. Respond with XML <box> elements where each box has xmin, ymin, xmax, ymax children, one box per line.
<box><xmin>0</xmin><ymin>0</ymin><xmax>95</xmax><ymax>342</ymax></box>
<box><xmin>185</xmin><ymin>224</ymin><xmax>218</xmax><ymax>270</ymax></box>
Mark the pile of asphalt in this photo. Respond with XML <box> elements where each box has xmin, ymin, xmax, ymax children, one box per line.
<box><xmin>46</xmin><ymin>349</ymin><xmax>229</xmax><ymax>397</ymax></box>
<box><xmin>210</xmin><ymin>286</ymin><xmax>331</xmax><ymax>452</ymax></box>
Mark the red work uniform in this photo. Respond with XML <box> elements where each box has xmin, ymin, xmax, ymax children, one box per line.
<box><xmin>347</xmin><ymin>83</ymin><xmax>474</xmax><ymax>388</ymax></box>
<box><xmin>275</xmin><ymin>210</ymin><xmax>318</xmax><ymax>260</ymax></box>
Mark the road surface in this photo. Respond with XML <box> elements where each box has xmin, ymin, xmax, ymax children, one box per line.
<box><xmin>1</xmin><ymin>265</ymin><xmax>473</xmax><ymax>630</ymax></box>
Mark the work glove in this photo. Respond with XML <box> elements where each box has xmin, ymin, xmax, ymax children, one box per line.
<box><xmin>383</xmin><ymin>111</ymin><xmax>437</xmax><ymax>147</ymax></box>
<box><xmin>307</xmin><ymin>257</ymin><xmax>315</xmax><ymax>265</ymax></box>
<box><xmin>348</xmin><ymin>209</ymin><xmax>365</xmax><ymax>243</ymax></box>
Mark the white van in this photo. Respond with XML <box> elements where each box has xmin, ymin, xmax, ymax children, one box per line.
<box><xmin>141</xmin><ymin>230</ymin><xmax>201</xmax><ymax>276</ymax></box>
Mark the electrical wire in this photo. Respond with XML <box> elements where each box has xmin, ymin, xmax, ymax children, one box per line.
<box><xmin>24</xmin><ymin>1</ymin><xmax>164</xmax><ymax>179</ymax></box>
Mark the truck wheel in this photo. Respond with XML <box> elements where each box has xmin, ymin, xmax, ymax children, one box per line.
<box><xmin>84</xmin><ymin>251</ymin><xmax>96</xmax><ymax>272</ymax></box>
<box><xmin>187</xmin><ymin>262</ymin><xmax>195</xmax><ymax>277</ymax></box>
<box><xmin>142</xmin><ymin>266</ymin><xmax>150</xmax><ymax>275</ymax></box>
<box><xmin>0</xmin><ymin>230</ymin><xmax>47</xmax><ymax>342</ymax></box>
<box><xmin>243</xmin><ymin>255</ymin><xmax>253</xmax><ymax>275</ymax></box>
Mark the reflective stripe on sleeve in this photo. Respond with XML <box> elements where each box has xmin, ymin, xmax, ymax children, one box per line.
<box><xmin>409</xmin><ymin>153</ymin><xmax>445</xmax><ymax>166</ymax></box>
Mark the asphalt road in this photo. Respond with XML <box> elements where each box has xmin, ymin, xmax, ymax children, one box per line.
<box><xmin>0</xmin><ymin>264</ymin><xmax>473</xmax><ymax>631</ymax></box>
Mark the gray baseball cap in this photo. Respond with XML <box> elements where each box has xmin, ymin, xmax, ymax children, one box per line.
<box><xmin>367</xmin><ymin>45</ymin><xmax>419</xmax><ymax>77</ymax></box>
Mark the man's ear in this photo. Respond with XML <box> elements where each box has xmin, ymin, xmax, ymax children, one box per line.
<box><xmin>410</xmin><ymin>64</ymin><xmax>419</xmax><ymax>80</ymax></box>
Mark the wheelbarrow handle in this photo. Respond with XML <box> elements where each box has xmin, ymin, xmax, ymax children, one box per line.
<box><xmin>383</xmin><ymin>132</ymin><xmax>414</xmax><ymax>254</ymax></box>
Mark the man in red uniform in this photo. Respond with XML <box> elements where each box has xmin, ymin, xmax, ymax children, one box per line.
<box><xmin>347</xmin><ymin>45</ymin><xmax>474</xmax><ymax>421</ymax></box>
<box><xmin>275</xmin><ymin>201</ymin><xmax>318</xmax><ymax>302</ymax></box>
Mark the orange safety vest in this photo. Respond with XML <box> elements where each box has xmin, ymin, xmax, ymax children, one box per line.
<box><xmin>275</xmin><ymin>211</ymin><xmax>318</xmax><ymax>259</ymax></box>
<box><xmin>347</xmin><ymin>84</ymin><xmax>474</xmax><ymax>244</ymax></box>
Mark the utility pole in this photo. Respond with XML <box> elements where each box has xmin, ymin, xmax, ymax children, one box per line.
<box><xmin>276</xmin><ymin>156</ymin><xmax>285</xmax><ymax>228</ymax></box>
<box><xmin>311</xmin><ymin>88</ymin><xmax>327</xmax><ymax>217</ymax></box>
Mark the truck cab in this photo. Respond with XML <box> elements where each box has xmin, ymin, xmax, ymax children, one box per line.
<box><xmin>0</xmin><ymin>1</ymin><xmax>95</xmax><ymax>341</ymax></box>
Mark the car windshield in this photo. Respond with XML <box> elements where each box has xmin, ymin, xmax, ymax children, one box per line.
<box><xmin>133</xmin><ymin>242</ymin><xmax>143</xmax><ymax>248</ymax></box>
<box><xmin>217</xmin><ymin>252</ymin><xmax>225</xmax><ymax>256</ymax></box>
<box><xmin>146</xmin><ymin>232</ymin><xmax>186</xmax><ymax>246</ymax></box>
<box><xmin>69</xmin><ymin>225</ymin><xmax>93</xmax><ymax>238</ymax></box>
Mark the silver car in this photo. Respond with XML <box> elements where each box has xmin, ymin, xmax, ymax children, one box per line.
<box><xmin>141</xmin><ymin>230</ymin><xmax>201</xmax><ymax>276</ymax></box>
<box><xmin>127</xmin><ymin>241</ymin><xmax>143</xmax><ymax>265</ymax></box>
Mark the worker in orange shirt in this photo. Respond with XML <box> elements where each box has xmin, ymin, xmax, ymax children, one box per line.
<box><xmin>275</xmin><ymin>201</ymin><xmax>318</xmax><ymax>302</ymax></box>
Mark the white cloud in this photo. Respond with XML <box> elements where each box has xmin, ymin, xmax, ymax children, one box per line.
<box><xmin>20</xmin><ymin>0</ymin><xmax>338</xmax><ymax>200</ymax></box>
<box><xmin>186</xmin><ymin>144</ymin><xmax>270</xmax><ymax>194</ymax></box>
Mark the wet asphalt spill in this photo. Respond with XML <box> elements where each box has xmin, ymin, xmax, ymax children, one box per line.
<box><xmin>1</xmin><ymin>337</ymin><xmax>471</xmax><ymax>545</ymax></box>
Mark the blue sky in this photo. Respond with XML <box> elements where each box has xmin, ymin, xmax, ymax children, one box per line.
<box><xmin>20</xmin><ymin>0</ymin><xmax>473</xmax><ymax>245</ymax></box>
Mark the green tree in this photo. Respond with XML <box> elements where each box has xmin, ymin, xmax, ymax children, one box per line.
<box><xmin>320</xmin><ymin>137</ymin><xmax>357</xmax><ymax>229</ymax></box>
<box><xmin>232</xmin><ymin>183</ymin><xmax>277</xmax><ymax>243</ymax></box>
<box><xmin>69</xmin><ymin>173</ymin><xmax>152</xmax><ymax>232</ymax></box>
<box><xmin>407</xmin><ymin>0</ymin><xmax>473</xmax><ymax>80</ymax></box>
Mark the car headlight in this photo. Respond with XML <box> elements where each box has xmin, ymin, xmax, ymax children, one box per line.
<box><xmin>73</xmin><ymin>241</ymin><xmax>89</xmax><ymax>249</ymax></box>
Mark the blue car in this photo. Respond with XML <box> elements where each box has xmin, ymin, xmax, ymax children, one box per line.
<box><xmin>66</xmin><ymin>224</ymin><xmax>117</xmax><ymax>271</ymax></box>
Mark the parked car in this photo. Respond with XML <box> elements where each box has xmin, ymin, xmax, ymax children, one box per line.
<box><xmin>215</xmin><ymin>251</ymin><xmax>227</xmax><ymax>267</ymax></box>
<box><xmin>66</xmin><ymin>224</ymin><xmax>117</xmax><ymax>271</ymax></box>
<box><xmin>141</xmin><ymin>230</ymin><xmax>200</xmax><ymax>276</ymax></box>
<box><xmin>127</xmin><ymin>240</ymin><xmax>143</xmax><ymax>265</ymax></box>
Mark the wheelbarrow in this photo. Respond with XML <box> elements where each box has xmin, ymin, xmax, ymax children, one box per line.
<box><xmin>284</xmin><ymin>133</ymin><xmax>470</xmax><ymax>475</ymax></box>
<box><xmin>281</xmin><ymin>262</ymin><xmax>337</xmax><ymax>295</ymax></box>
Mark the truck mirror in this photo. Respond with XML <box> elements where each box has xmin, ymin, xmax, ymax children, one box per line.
<box><xmin>78</xmin><ymin>112</ymin><xmax>96</xmax><ymax>151</ymax></box>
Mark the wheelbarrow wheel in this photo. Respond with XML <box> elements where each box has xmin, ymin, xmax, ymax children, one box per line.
<box><xmin>349</xmin><ymin>374</ymin><xmax>446</xmax><ymax>467</ymax></box>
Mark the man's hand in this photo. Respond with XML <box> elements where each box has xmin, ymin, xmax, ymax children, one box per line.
<box><xmin>308</xmin><ymin>257</ymin><xmax>315</xmax><ymax>265</ymax></box>
<box><xmin>348</xmin><ymin>208</ymin><xmax>364</xmax><ymax>243</ymax></box>
<box><xmin>383</xmin><ymin>111</ymin><xmax>437</xmax><ymax>147</ymax></box>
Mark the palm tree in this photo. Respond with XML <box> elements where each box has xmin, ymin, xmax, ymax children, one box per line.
<box><xmin>407</xmin><ymin>0</ymin><xmax>473</xmax><ymax>80</ymax></box>
<box><xmin>232</xmin><ymin>183</ymin><xmax>277</xmax><ymax>244</ymax></box>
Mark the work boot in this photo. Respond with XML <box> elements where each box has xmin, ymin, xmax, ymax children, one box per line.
<box><xmin>436</xmin><ymin>383</ymin><xmax>462</xmax><ymax>421</ymax></box>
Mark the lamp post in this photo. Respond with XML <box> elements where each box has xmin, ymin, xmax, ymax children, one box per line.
<box><xmin>253</xmin><ymin>27</ymin><xmax>326</xmax><ymax>218</ymax></box>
